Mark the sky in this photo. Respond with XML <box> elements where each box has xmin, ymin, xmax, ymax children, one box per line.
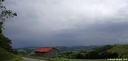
<box><xmin>2</xmin><ymin>0</ymin><xmax>128</xmax><ymax>48</ymax></box>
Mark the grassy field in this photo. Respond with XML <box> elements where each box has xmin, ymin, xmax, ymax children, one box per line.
<box><xmin>24</xmin><ymin>56</ymin><xmax>128</xmax><ymax>61</ymax></box>
<box><xmin>50</xmin><ymin>58</ymin><xmax>108</xmax><ymax>61</ymax></box>
<box><xmin>0</xmin><ymin>47</ymin><xmax>22</xmax><ymax>61</ymax></box>
<box><xmin>25</xmin><ymin>56</ymin><xmax>109</xmax><ymax>61</ymax></box>
<box><xmin>108</xmin><ymin>44</ymin><xmax>128</xmax><ymax>58</ymax></box>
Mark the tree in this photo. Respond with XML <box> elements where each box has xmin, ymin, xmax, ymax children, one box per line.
<box><xmin>112</xmin><ymin>52</ymin><xmax>119</xmax><ymax>58</ymax></box>
<box><xmin>0</xmin><ymin>0</ymin><xmax>17</xmax><ymax>22</ymax></box>
<box><xmin>0</xmin><ymin>0</ymin><xmax>17</xmax><ymax>52</ymax></box>
<box><xmin>87</xmin><ymin>51</ymin><xmax>100</xmax><ymax>59</ymax></box>
<box><xmin>75</xmin><ymin>53</ymin><xmax>84</xmax><ymax>59</ymax></box>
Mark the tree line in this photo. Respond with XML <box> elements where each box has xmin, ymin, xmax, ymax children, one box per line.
<box><xmin>0</xmin><ymin>0</ymin><xmax>17</xmax><ymax>54</ymax></box>
<box><xmin>61</xmin><ymin>45</ymin><xmax>119</xmax><ymax>59</ymax></box>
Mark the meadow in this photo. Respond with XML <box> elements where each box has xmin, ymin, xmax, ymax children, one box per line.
<box><xmin>108</xmin><ymin>44</ymin><xmax>128</xmax><ymax>58</ymax></box>
<box><xmin>50</xmin><ymin>58</ymin><xmax>108</xmax><ymax>61</ymax></box>
<box><xmin>26</xmin><ymin>56</ymin><xmax>111</xmax><ymax>61</ymax></box>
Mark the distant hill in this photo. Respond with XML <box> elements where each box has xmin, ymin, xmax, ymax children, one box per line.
<box><xmin>17</xmin><ymin>47</ymin><xmax>36</xmax><ymax>55</ymax></box>
<box><xmin>17</xmin><ymin>44</ymin><xmax>128</xmax><ymax>58</ymax></box>
<box><xmin>16</xmin><ymin>45</ymin><xmax>103</xmax><ymax>55</ymax></box>
<box><xmin>108</xmin><ymin>44</ymin><xmax>128</xmax><ymax>58</ymax></box>
<box><xmin>55</xmin><ymin>45</ymin><xmax>103</xmax><ymax>52</ymax></box>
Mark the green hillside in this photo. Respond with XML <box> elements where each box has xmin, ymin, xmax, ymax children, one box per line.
<box><xmin>17</xmin><ymin>44</ymin><xmax>128</xmax><ymax>58</ymax></box>
<box><xmin>0</xmin><ymin>47</ymin><xmax>15</xmax><ymax>61</ymax></box>
<box><xmin>0</xmin><ymin>47</ymin><xmax>22</xmax><ymax>61</ymax></box>
<box><xmin>108</xmin><ymin>44</ymin><xmax>128</xmax><ymax>58</ymax></box>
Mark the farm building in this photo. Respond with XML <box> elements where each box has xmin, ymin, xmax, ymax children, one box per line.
<box><xmin>34</xmin><ymin>47</ymin><xmax>59</xmax><ymax>58</ymax></box>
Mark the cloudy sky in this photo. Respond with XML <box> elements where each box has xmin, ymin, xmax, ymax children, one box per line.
<box><xmin>3</xmin><ymin>0</ymin><xmax>128</xmax><ymax>48</ymax></box>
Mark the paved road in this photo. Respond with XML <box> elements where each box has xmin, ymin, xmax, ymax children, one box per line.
<box><xmin>22</xmin><ymin>57</ymin><xmax>47</xmax><ymax>61</ymax></box>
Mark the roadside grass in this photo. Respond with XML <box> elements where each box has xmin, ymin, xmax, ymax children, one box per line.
<box><xmin>25</xmin><ymin>55</ymin><xmax>51</xmax><ymax>60</ymax></box>
<box><xmin>0</xmin><ymin>47</ymin><xmax>22</xmax><ymax>61</ymax></box>
<box><xmin>0</xmin><ymin>47</ymin><xmax>15</xmax><ymax>61</ymax></box>
<box><xmin>6</xmin><ymin>56</ymin><xmax>23</xmax><ymax>61</ymax></box>
<box><xmin>25</xmin><ymin>56</ymin><xmax>128</xmax><ymax>61</ymax></box>
<box><xmin>25</xmin><ymin>56</ymin><xmax>109</xmax><ymax>61</ymax></box>
<box><xmin>49</xmin><ymin>58</ymin><xmax>108</xmax><ymax>61</ymax></box>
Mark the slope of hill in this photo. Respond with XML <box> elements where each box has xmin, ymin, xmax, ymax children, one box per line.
<box><xmin>0</xmin><ymin>47</ymin><xmax>15</xmax><ymax>61</ymax></box>
<box><xmin>108</xmin><ymin>44</ymin><xmax>128</xmax><ymax>58</ymax></box>
<box><xmin>16</xmin><ymin>44</ymin><xmax>128</xmax><ymax>58</ymax></box>
<box><xmin>0</xmin><ymin>47</ymin><xmax>22</xmax><ymax>61</ymax></box>
<box><xmin>17</xmin><ymin>47</ymin><xmax>36</xmax><ymax>55</ymax></box>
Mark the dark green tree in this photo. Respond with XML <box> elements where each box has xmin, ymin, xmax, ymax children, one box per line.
<box><xmin>0</xmin><ymin>0</ymin><xmax>17</xmax><ymax>52</ymax></box>
<box><xmin>112</xmin><ymin>52</ymin><xmax>119</xmax><ymax>58</ymax></box>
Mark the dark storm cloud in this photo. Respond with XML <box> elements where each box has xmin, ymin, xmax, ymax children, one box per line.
<box><xmin>2</xmin><ymin>0</ymin><xmax>128</xmax><ymax>48</ymax></box>
<box><xmin>51</xmin><ymin>21</ymin><xmax>128</xmax><ymax>45</ymax></box>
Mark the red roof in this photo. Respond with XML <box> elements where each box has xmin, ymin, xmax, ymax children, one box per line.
<box><xmin>34</xmin><ymin>47</ymin><xmax>53</xmax><ymax>53</ymax></box>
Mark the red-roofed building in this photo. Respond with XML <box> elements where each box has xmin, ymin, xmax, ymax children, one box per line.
<box><xmin>34</xmin><ymin>47</ymin><xmax>59</xmax><ymax>58</ymax></box>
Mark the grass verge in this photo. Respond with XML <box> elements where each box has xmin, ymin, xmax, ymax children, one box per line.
<box><xmin>0</xmin><ymin>47</ymin><xmax>22</xmax><ymax>61</ymax></box>
<box><xmin>6</xmin><ymin>56</ymin><xmax>23</xmax><ymax>61</ymax></box>
<box><xmin>24</xmin><ymin>56</ymin><xmax>109</xmax><ymax>61</ymax></box>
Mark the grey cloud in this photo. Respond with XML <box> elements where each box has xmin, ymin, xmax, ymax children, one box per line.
<box><xmin>2</xmin><ymin>0</ymin><xmax>128</xmax><ymax>48</ymax></box>
<box><xmin>52</xmin><ymin>21</ymin><xmax>128</xmax><ymax>45</ymax></box>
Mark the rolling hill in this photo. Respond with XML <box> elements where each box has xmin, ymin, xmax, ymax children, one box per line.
<box><xmin>108</xmin><ymin>44</ymin><xmax>128</xmax><ymax>58</ymax></box>
<box><xmin>17</xmin><ymin>45</ymin><xmax>103</xmax><ymax>55</ymax></box>
<box><xmin>17</xmin><ymin>44</ymin><xmax>128</xmax><ymax>58</ymax></box>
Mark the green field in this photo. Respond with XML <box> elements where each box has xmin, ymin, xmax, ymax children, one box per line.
<box><xmin>50</xmin><ymin>58</ymin><xmax>108</xmax><ymax>61</ymax></box>
<box><xmin>25</xmin><ymin>56</ymin><xmax>128</xmax><ymax>61</ymax></box>
<box><xmin>26</xmin><ymin>56</ymin><xmax>109</xmax><ymax>61</ymax></box>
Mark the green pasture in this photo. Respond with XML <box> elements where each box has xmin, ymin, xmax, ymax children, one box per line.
<box><xmin>25</xmin><ymin>56</ymin><xmax>109</xmax><ymax>61</ymax></box>
<box><xmin>50</xmin><ymin>58</ymin><xmax>108</xmax><ymax>61</ymax></box>
<box><xmin>108</xmin><ymin>44</ymin><xmax>128</xmax><ymax>58</ymax></box>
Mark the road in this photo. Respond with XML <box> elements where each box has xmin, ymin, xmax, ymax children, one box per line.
<box><xmin>22</xmin><ymin>57</ymin><xmax>48</xmax><ymax>61</ymax></box>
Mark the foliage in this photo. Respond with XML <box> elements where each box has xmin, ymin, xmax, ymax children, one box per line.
<box><xmin>25</xmin><ymin>56</ymin><xmax>108</xmax><ymax>61</ymax></box>
<box><xmin>17</xmin><ymin>47</ymin><xmax>36</xmax><ymax>55</ymax></box>
<box><xmin>61</xmin><ymin>45</ymin><xmax>119</xmax><ymax>59</ymax></box>
<box><xmin>0</xmin><ymin>0</ymin><xmax>17</xmax><ymax>22</ymax></box>
<box><xmin>0</xmin><ymin>0</ymin><xmax>17</xmax><ymax>53</ymax></box>
<box><xmin>61</xmin><ymin>51</ymin><xmax>73</xmax><ymax>58</ymax></box>
<box><xmin>69</xmin><ymin>51</ymin><xmax>119</xmax><ymax>59</ymax></box>
<box><xmin>53</xmin><ymin>58</ymin><xmax>108</xmax><ymax>61</ymax></box>
<box><xmin>0</xmin><ymin>47</ymin><xmax>22</xmax><ymax>61</ymax></box>
<box><xmin>16</xmin><ymin>46</ymin><xmax>101</xmax><ymax>56</ymax></box>
<box><xmin>0</xmin><ymin>1</ymin><xmax>20</xmax><ymax>61</ymax></box>
<box><xmin>0</xmin><ymin>47</ymin><xmax>15</xmax><ymax>61</ymax></box>
<box><xmin>55</xmin><ymin>46</ymin><xmax>102</xmax><ymax>52</ymax></box>
<box><xmin>108</xmin><ymin>44</ymin><xmax>128</xmax><ymax>58</ymax></box>
<box><xmin>6</xmin><ymin>56</ymin><xmax>23</xmax><ymax>61</ymax></box>
<box><xmin>93</xmin><ymin>45</ymin><xmax>113</xmax><ymax>52</ymax></box>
